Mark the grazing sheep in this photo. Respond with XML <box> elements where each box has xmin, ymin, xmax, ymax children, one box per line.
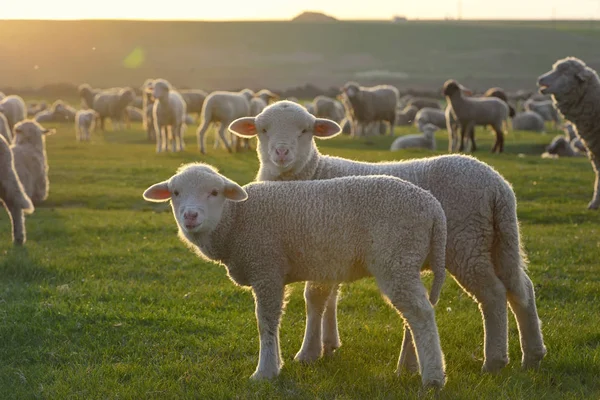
<box><xmin>149</xmin><ymin>79</ymin><xmax>187</xmax><ymax>153</ymax></box>
<box><xmin>229</xmin><ymin>101</ymin><xmax>547</xmax><ymax>374</ymax></box>
<box><xmin>126</xmin><ymin>106</ymin><xmax>144</xmax><ymax>122</ymax></box>
<box><xmin>391</xmin><ymin>123</ymin><xmax>437</xmax><ymax>151</ymax></box>
<box><xmin>542</xmin><ymin>135</ymin><xmax>584</xmax><ymax>158</ymax></box>
<box><xmin>196</xmin><ymin>89</ymin><xmax>254</xmax><ymax>154</ymax></box>
<box><xmin>0</xmin><ymin>134</ymin><xmax>34</xmax><ymax>245</ymax></box>
<box><xmin>414</xmin><ymin>107</ymin><xmax>447</xmax><ymax>130</ymax></box>
<box><xmin>0</xmin><ymin>113</ymin><xmax>12</xmax><ymax>142</ymax></box>
<box><xmin>255</xmin><ymin>89</ymin><xmax>279</xmax><ymax>105</ymax></box>
<box><xmin>180</xmin><ymin>89</ymin><xmax>208</xmax><ymax>120</ymax></box>
<box><xmin>52</xmin><ymin>101</ymin><xmax>77</xmax><ymax>122</ymax></box>
<box><xmin>311</xmin><ymin>96</ymin><xmax>345</xmax><ymax>123</ymax></box>
<box><xmin>10</xmin><ymin>120</ymin><xmax>54</xmax><ymax>205</ymax></box>
<box><xmin>407</xmin><ymin>97</ymin><xmax>442</xmax><ymax>111</ymax></box>
<box><xmin>91</xmin><ymin>87</ymin><xmax>136</xmax><ymax>131</ymax></box>
<box><xmin>143</xmin><ymin>163</ymin><xmax>448</xmax><ymax>388</ymax></box>
<box><xmin>443</xmin><ymin>80</ymin><xmax>509</xmax><ymax>153</ymax></box>
<box><xmin>538</xmin><ymin>56</ymin><xmax>600</xmax><ymax>209</ymax></box>
<box><xmin>524</xmin><ymin>99</ymin><xmax>560</xmax><ymax>128</ymax></box>
<box><xmin>341</xmin><ymin>82</ymin><xmax>398</xmax><ymax>136</ymax></box>
<box><xmin>0</xmin><ymin>95</ymin><xmax>27</xmax><ymax>131</ymax></box>
<box><xmin>27</xmin><ymin>102</ymin><xmax>48</xmax><ymax>117</ymax></box>
<box><xmin>75</xmin><ymin>109</ymin><xmax>99</xmax><ymax>142</ymax></box>
<box><xmin>512</xmin><ymin>111</ymin><xmax>545</xmax><ymax>133</ymax></box>
<box><xmin>141</xmin><ymin>79</ymin><xmax>156</xmax><ymax>141</ymax></box>
<box><xmin>396</xmin><ymin>105</ymin><xmax>419</xmax><ymax>126</ymax></box>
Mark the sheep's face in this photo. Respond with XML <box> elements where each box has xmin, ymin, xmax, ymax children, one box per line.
<box><xmin>143</xmin><ymin>164</ymin><xmax>247</xmax><ymax>234</ymax></box>
<box><xmin>228</xmin><ymin>101</ymin><xmax>341</xmax><ymax>173</ymax></box>
<box><xmin>420</xmin><ymin>123</ymin><xmax>438</xmax><ymax>137</ymax></box>
<box><xmin>442</xmin><ymin>80</ymin><xmax>461</xmax><ymax>97</ymax></box>
<box><xmin>538</xmin><ymin>57</ymin><xmax>594</xmax><ymax>98</ymax></box>
<box><xmin>546</xmin><ymin>136</ymin><xmax>569</xmax><ymax>154</ymax></box>
<box><xmin>152</xmin><ymin>80</ymin><xmax>171</xmax><ymax>101</ymax></box>
<box><xmin>341</xmin><ymin>83</ymin><xmax>360</xmax><ymax>98</ymax></box>
<box><xmin>13</xmin><ymin>121</ymin><xmax>54</xmax><ymax>146</ymax></box>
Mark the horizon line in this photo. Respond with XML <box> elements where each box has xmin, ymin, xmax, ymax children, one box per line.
<box><xmin>1</xmin><ymin>17</ymin><xmax>600</xmax><ymax>22</ymax></box>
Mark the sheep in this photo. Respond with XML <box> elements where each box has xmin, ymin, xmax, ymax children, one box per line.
<box><xmin>304</xmin><ymin>102</ymin><xmax>316</xmax><ymax>115</ymax></box>
<box><xmin>143</xmin><ymin>162</ymin><xmax>448</xmax><ymax>388</ymax></box>
<box><xmin>0</xmin><ymin>113</ymin><xmax>11</xmax><ymax>142</ymax></box>
<box><xmin>75</xmin><ymin>109</ymin><xmax>99</xmax><ymax>142</ymax></box>
<box><xmin>254</xmin><ymin>89</ymin><xmax>279</xmax><ymax>105</ymax></box>
<box><xmin>229</xmin><ymin>101</ymin><xmax>547</xmax><ymax>374</ymax></box>
<box><xmin>27</xmin><ymin>102</ymin><xmax>48</xmax><ymax>117</ymax></box>
<box><xmin>443</xmin><ymin>80</ymin><xmax>509</xmax><ymax>153</ymax></box>
<box><xmin>512</xmin><ymin>111</ymin><xmax>546</xmax><ymax>133</ymax></box>
<box><xmin>542</xmin><ymin>135</ymin><xmax>585</xmax><ymax>158</ymax></box>
<box><xmin>250</xmin><ymin>97</ymin><xmax>268</xmax><ymax>117</ymax></box>
<box><xmin>407</xmin><ymin>97</ymin><xmax>442</xmax><ymax>111</ymax></box>
<box><xmin>0</xmin><ymin>134</ymin><xmax>34</xmax><ymax>245</ymax></box>
<box><xmin>78</xmin><ymin>83</ymin><xmax>101</xmax><ymax>109</ymax></box>
<box><xmin>141</xmin><ymin>79</ymin><xmax>156</xmax><ymax>141</ymax></box>
<box><xmin>414</xmin><ymin>107</ymin><xmax>447</xmax><ymax>131</ymax></box>
<box><xmin>10</xmin><ymin>120</ymin><xmax>54</xmax><ymax>205</ymax></box>
<box><xmin>91</xmin><ymin>87</ymin><xmax>136</xmax><ymax>131</ymax></box>
<box><xmin>149</xmin><ymin>79</ymin><xmax>187</xmax><ymax>153</ymax></box>
<box><xmin>196</xmin><ymin>89</ymin><xmax>254</xmax><ymax>154</ymax></box>
<box><xmin>391</xmin><ymin>123</ymin><xmax>437</xmax><ymax>151</ymax></box>
<box><xmin>311</xmin><ymin>95</ymin><xmax>345</xmax><ymax>123</ymax></box>
<box><xmin>340</xmin><ymin>82</ymin><xmax>398</xmax><ymax>136</ymax></box>
<box><xmin>395</xmin><ymin>105</ymin><xmax>418</xmax><ymax>126</ymax></box>
<box><xmin>524</xmin><ymin>99</ymin><xmax>560</xmax><ymax>128</ymax></box>
<box><xmin>34</xmin><ymin>110</ymin><xmax>55</xmax><ymax>124</ymax></box>
<box><xmin>538</xmin><ymin>56</ymin><xmax>600</xmax><ymax>209</ymax></box>
<box><xmin>0</xmin><ymin>95</ymin><xmax>27</xmax><ymax>131</ymax></box>
<box><xmin>483</xmin><ymin>88</ymin><xmax>516</xmax><ymax>117</ymax></box>
<box><xmin>126</xmin><ymin>106</ymin><xmax>144</xmax><ymax>122</ymax></box>
<box><xmin>180</xmin><ymin>89</ymin><xmax>208</xmax><ymax>120</ymax></box>
<box><xmin>52</xmin><ymin>101</ymin><xmax>77</xmax><ymax>122</ymax></box>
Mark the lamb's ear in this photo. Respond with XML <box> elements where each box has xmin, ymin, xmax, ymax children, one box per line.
<box><xmin>228</xmin><ymin>117</ymin><xmax>257</xmax><ymax>138</ymax></box>
<box><xmin>143</xmin><ymin>181</ymin><xmax>171</xmax><ymax>202</ymax></box>
<box><xmin>223</xmin><ymin>180</ymin><xmax>248</xmax><ymax>202</ymax></box>
<box><xmin>313</xmin><ymin>118</ymin><xmax>341</xmax><ymax>139</ymax></box>
<box><xmin>576</xmin><ymin>69</ymin><xmax>592</xmax><ymax>83</ymax></box>
<box><xmin>459</xmin><ymin>84</ymin><xmax>473</xmax><ymax>96</ymax></box>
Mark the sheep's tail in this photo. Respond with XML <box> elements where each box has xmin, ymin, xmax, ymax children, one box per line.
<box><xmin>428</xmin><ymin>207</ymin><xmax>447</xmax><ymax>306</ymax></box>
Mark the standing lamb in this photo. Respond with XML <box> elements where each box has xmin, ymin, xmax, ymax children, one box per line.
<box><xmin>143</xmin><ymin>163</ymin><xmax>447</xmax><ymax>388</ymax></box>
<box><xmin>75</xmin><ymin>109</ymin><xmax>99</xmax><ymax>142</ymax></box>
<box><xmin>512</xmin><ymin>111</ymin><xmax>546</xmax><ymax>133</ymax></box>
<box><xmin>443</xmin><ymin>80</ymin><xmax>509</xmax><ymax>153</ymax></box>
<box><xmin>149</xmin><ymin>79</ymin><xmax>187</xmax><ymax>153</ymax></box>
<box><xmin>0</xmin><ymin>134</ymin><xmax>34</xmax><ymax>245</ymax></box>
<box><xmin>340</xmin><ymin>82</ymin><xmax>398</xmax><ymax>136</ymax></box>
<box><xmin>229</xmin><ymin>101</ymin><xmax>547</xmax><ymax>374</ymax></box>
<box><xmin>10</xmin><ymin>120</ymin><xmax>54</xmax><ymax>205</ymax></box>
<box><xmin>141</xmin><ymin>79</ymin><xmax>156</xmax><ymax>141</ymax></box>
<box><xmin>390</xmin><ymin>123</ymin><xmax>438</xmax><ymax>151</ymax></box>
<box><xmin>89</xmin><ymin>87</ymin><xmax>136</xmax><ymax>131</ymax></box>
<box><xmin>196</xmin><ymin>89</ymin><xmax>254</xmax><ymax>154</ymax></box>
<box><xmin>0</xmin><ymin>95</ymin><xmax>27</xmax><ymax>131</ymax></box>
<box><xmin>538</xmin><ymin>56</ymin><xmax>600</xmax><ymax>209</ymax></box>
<box><xmin>0</xmin><ymin>113</ymin><xmax>12</xmax><ymax>142</ymax></box>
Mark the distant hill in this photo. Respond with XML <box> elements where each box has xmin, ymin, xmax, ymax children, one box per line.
<box><xmin>291</xmin><ymin>11</ymin><xmax>338</xmax><ymax>22</ymax></box>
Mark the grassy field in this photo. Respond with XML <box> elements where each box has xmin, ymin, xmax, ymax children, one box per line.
<box><xmin>2</xmin><ymin>20</ymin><xmax>600</xmax><ymax>92</ymax></box>
<box><xmin>1</xmin><ymin>119</ymin><xmax>599</xmax><ymax>399</ymax></box>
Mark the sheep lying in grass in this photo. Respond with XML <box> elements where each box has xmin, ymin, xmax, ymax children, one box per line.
<box><xmin>414</xmin><ymin>107</ymin><xmax>446</xmax><ymax>131</ymax></box>
<box><xmin>538</xmin><ymin>56</ymin><xmax>600</xmax><ymax>209</ymax></box>
<box><xmin>10</xmin><ymin>120</ymin><xmax>54</xmax><ymax>205</ymax></box>
<box><xmin>391</xmin><ymin>123</ymin><xmax>438</xmax><ymax>151</ymax></box>
<box><xmin>149</xmin><ymin>79</ymin><xmax>187</xmax><ymax>153</ymax></box>
<box><xmin>542</xmin><ymin>135</ymin><xmax>585</xmax><ymax>158</ymax></box>
<box><xmin>524</xmin><ymin>99</ymin><xmax>560</xmax><ymax>129</ymax></box>
<box><xmin>196</xmin><ymin>89</ymin><xmax>254</xmax><ymax>154</ymax></box>
<box><xmin>443</xmin><ymin>80</ymin><xmax>509</xmax><ymax>153</ymax></box>
<box><xmin>512</xmin><ymin>111</ymin><xmax>545</xmax><ymax>133</ymax></box>
<box><xmin>84</xmin><ymin>86</ymin><xmax>135</xmax><ymax>131</ymax></box>
<box><xmin>229</xmin><ymin>101</ymin><xmax>547</xmax><ymax>374</ymax></box>
<box><xmin>0</xmin><ymin>134</ymin><xmax>34</xmax><ymax>246</ymax></box>
<box><xmin>75</xmin><ymin>109</ymin><xmax>99</xmax><ymax>142</ymax></box>
<box><xmin>0</xmin><ymin>95</ymin><xmax>27</xmax><ymax>131</ymax></box>
<box><xmin>341</xmin><ymin>82</ymin><xmax>398</xmax><ymax>136</ymax></box>
<box><xmin>0</xmin><ymin>113</ymin><xmax>11</xmax><ymax>142</ymax></box>
<box><xmin>143</xmin><ymin>162</ymin><xmax>448</xmax><ymax>388</ymax></box>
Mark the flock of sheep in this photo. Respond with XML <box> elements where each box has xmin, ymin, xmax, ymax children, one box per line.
<box><xmin>1</xmin><ymin>55</ymin><xmax>599</xmax><ymax>389</ymax></box>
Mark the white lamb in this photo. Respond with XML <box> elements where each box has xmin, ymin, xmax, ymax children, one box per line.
<box><xmin>229</xmin><ymin>101</ymin><xmax>547</xmax><ymax>375</ymax></box>
<box><xmin>0</xmin><ymin>95</ymin><xmax>27</xmax><ymax>131</ymax></box>
<box><xmin>143</xmin><ymin>162</ymin><xmax>447</xmax><ymax>388</ymax></box>
<box><xmin>75</xmin><ymin>109</ymin><xmax>99</xmax><ymax>142</ymax></box>
<box><xmin>11</xmin><ymin>120</ymin><xmax>54</xmax><ymax>205</ymax></box>
<box><xmin>149</xmin><ymin>79</ymin><xmax>187</xmax><ymax>153</ymax></box>
<box><xmin>390</xmin><ymin>123</ymin><xmax>438</xmax><ymax>151</ymax></box>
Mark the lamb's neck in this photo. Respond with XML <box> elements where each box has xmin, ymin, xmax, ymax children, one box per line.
<box><xmin>258</xmin><ymin>144</ymin><xmax>320</xmax><ymax>181</ymax></box>
<box><xmin>446</xmin><ymin>93</ymin><xmax>467</xmax><ymax>116</ymax></box>
<box><xmin>191</xmin><ymin>202</ymin><xmax>236</xmax><ymax>263</ymax></box>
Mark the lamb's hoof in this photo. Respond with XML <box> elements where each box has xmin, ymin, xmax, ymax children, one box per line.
<box><xmin>422</xmin><ymin>373</ymin><xmax>446</xmax><ymax>389</ymax></box>
<box><xmin>250</xmin><ymin>368</ymin><xmax>279</xmax><ymax>381</ymax></box>
<box><xmin>396</xmin><ymin>361</ymin><xmax>420</xmax><ymax>375</ymax></box>
<box><xmin>323</xmin><ymin>340</ymin><xmax>341</xmax><ymax>357</ymax></box>
<box><xmin>587</xmin><ymin>201</ymin><xmax>599</xmax><ymax>210</ymax></box>
<box><xmin>294</xmin><ymin>349</ymin><xmax>322</xmax><ymax>363</ymax></box>
<box><xmin>481</xmin><ymin>357</ymin><xmax>509</xmax><ymax>373</ymax></box>
<box><xmin>13</xmin><ymin>239</ymin><xmax>24</xmax><ymax>247</ymax></box>
<box><xmin>522</xmin><ymin>347</ymin><xmax>547</xmax><ymax>370</ymax></box>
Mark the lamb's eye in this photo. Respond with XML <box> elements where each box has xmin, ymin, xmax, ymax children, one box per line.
<box><xmin>262</xmin><ymin>128</ymin><xmax>267</xmax><ymax>133</ymax></box>
<box><xmin>173</xmin><ymin>190</ymin><xmax>179</xmax><ymax>197</ymax></box>
<box><xmin>211</xmin><ymin>189</ymin><xmax>219</xmax><ymax>197</ymax></box>
<box><xmin>301</xmin><ymin>129</ymin><xmax>307</xmax><ymax>133</ymax></box>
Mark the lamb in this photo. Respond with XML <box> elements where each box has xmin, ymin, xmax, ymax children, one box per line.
<box><xmin>27</xmin><ymin>102</ymin><xmax>48</xmax><ymax>117</ymax></box>
<box><xmin>149</xmin><ymin>79</ymin><xmax>187</xmax><ymax>153</ymax></box>
<box><xmin>10</xmin><ymin>120</ymin><xmax>54</xmax><ymax>205</ymax></box>
<box><xmin>340</xmin><ymin>82</ymin><xmax>398</xmax><ymax>136</ymax></box>
<box><xmin>141</xmin><ymin>79</ymin><xmax>156</xmax><ymax>141</ymax></box>
<box><xmin>91</xmin><ymin>87</ymin><xmax>136</xmax><ymax>131</ymax></box>
<box><xmin>52</xmin><ymin>101</ymin><xmax>77</xmax><ymax>122</ymax></box>
<box><xmin>254</xmin><ymin>89</ymin><xmax>279</xmax><ymax>105</ymax></box>
<box><xmin>196</xmin><ymin>89</ymin><xmax>254</xmax><ymax>154</ymax></box>
<box><xmin>538</xmin><ymin>56</ymin><xmax>600</xmax><ymax>209</ymax></box>
<box><xmin>395</xmin><ymin>105</ymin><xmax>418</xmax><ymax>126</ymax></box>
<box><xmin>414</xmin><ymin>107</ymin><xmax>447</xmax><ymax>131</ymax></box>
<box><xmin>483</xmin><ymin>88</ymin><xmax>516</xmax><ymax>117</ymax></box>
<box><xmin>524</xmin><ymin>99</ymin><xmax>560</xmax><ymax>128</ymax></box>
<box><xmin>78</xmin><ymin>83</ymin><xmax>101</xmax><ymax>109</ymax></box>
<box><xmin>512</xmin><ymin>111</ymin><xmax>545</xmax><ymax>133</ymax></box>
<box><xmin>0</xmin><ymin>113</ymin><xmax>12</xmax><ymax>142</ymax></box>
<box><xmin>143</xmin><ymin>162</ymin><xmax>448</xmax><ymax>388</ymax></box>
<box><xmin>34</xmin><ymin>110</ymin><xmax>56</xmax><ymax>124</ymax></box>
<box><xmin>0</xmin><ymin>134</ymin><xmax>34</xmax><ymax>245</ymax></box>
<box><xmin>390</xmin><ymin>123</ymin><xmax>438</xmax><ymax>151</ymax></box>
<box><xmin>180</xmin><ymin>89</ymin><xmax>208</xmax><ymax>120</ymax></box>
<box><xmin>406</xmin><ymin>97</ymin><xmax>442</xmax><ymax>111</ymax></box>
<box><xmin>311</xmin><ymin>95</ymin><xmax>345</xmax><ymax>123</ymax></box>
<box><xmin>75</xmin><ymin>109</ymin><xmax>99</xmax><ymax>142</ymax></box>
<box><xmin>443</xmin><ymin>80</ymin><xmax>509</xmax><ymax>153</ymax></box>
<box><xmin>229</xmin><ymin>101</ymin><xmax>547</xmax><ymax>375</ymax></box>
<box><xmin>542</xmin><ymin>135</ymin><xmax>584</xmax><ymax>158</ymax></box>
<box><xmin>126</xmin><ymin>106</ymin><xmax>144</xmax><ymax>122</ymax></box>
<box><xmin>0</xmin><ymin>95</ymin><xmax>27</xmax><ymax>131</ymax></box>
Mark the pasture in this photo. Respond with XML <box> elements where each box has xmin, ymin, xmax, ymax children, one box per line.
<box><xmin>1</xmin><ymin>119</ymin><xmax>599</xmax><ymax>399</ymax></box>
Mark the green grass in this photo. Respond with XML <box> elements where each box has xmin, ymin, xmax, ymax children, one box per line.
<box><xmin>1</xmin><ymin>121</ymin><xmax>599</xmax><ymax>399</ymax></box>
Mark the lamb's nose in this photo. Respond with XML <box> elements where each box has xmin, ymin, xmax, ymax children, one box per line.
<box><xmin>184</xmin><ymin>211</ymin><xmax>198</xmax><ymax>220</ymax></box>
<box><xmin>275</xmin><ymin>148</ymin><xmax>289</xmax><ymax>157</ymax></box>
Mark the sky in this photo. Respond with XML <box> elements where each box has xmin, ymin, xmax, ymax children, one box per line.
<box><xmin>2</xmin><ymin>0</ymin><xmax>600</xmax><ymax>20</ymax></box>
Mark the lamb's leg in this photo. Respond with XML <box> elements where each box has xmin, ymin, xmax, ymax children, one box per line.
<box><xmin>177</xmin><ymin>123</ymin><xmax>185</xmax><ymax>151</ymax></box>
<box><xmin>322</xmin><ymin>284</ymin><xmax>342</xmax><ymax>355</ymax></box>
<box><xmin>491</xmin><ymin>124</ymin><xmax>504</xmax><ymax>153</ymax></box>
<box><xmin>459</xmin><ymin>123</ymin><xmax>468</xmax><ymax>152</ymax></box>
<box><xmin>397</xmin><ymin>327</ymin><xmax>420</xmax><ymax>374</ymax></box>
<box><xmin>469</xmin><ymin>126</ymin><xmax>477</xmax><ymax>152</ymax></box>
<box><xmin>169</xmin><ymin>126</ymin><xmax>176</xmax><ymax>153</ymax></box>
<box><xmin>156</xmin><ymin>125</ymin><xmax>164</xmax><ymax>153</ymax></box>
<box><xmin>7</xmin><ymin>204</ymin><xmax>25</xmax><ymax>246</ymax></box>
<box><xmin>587</xmin><ymin>157</ymin><xmax>600</xmax><ymax>210</ymax></box>
<box><xmin>217</xmin><ymin>123</ymin><xmax>233</xmax><ymax>153</ymax></box>
<box><xmin>196</xmin><ymin>121</ymin><xmax>211</xmax><ymax>154</ymax></box>
<box><xmin>295</xmin><ymin>282</ymin><xmax>330</xmax><ymax>362</ymax></box>
<box><xmin>251</xmin><ymin>281</ymin><xmax>285</xmax><ymax>380</ymax></box>
<box><xmin>388</xmin><ymin>115</ymin><xmax>396</xmax><ymax>136</ymax></box>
